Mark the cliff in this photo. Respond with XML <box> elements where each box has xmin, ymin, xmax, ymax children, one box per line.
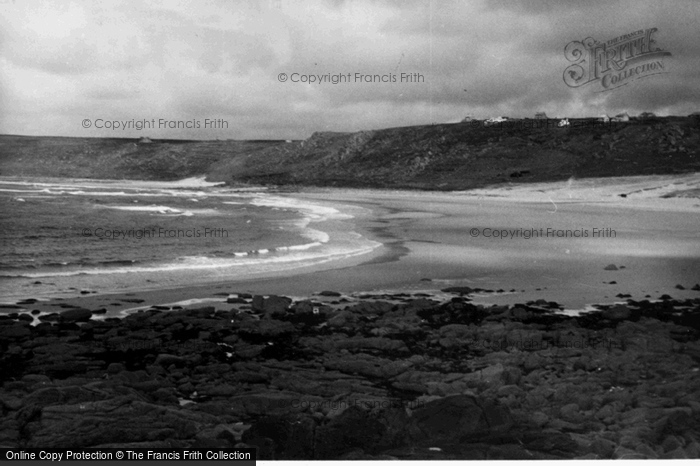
<box><xmin>1</xmin><ymin>116</ymin><xmax>698</xmax><ymax>189</ymax></box>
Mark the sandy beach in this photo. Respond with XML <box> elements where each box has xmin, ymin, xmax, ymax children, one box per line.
<box><xmin>8</xmin><ymin>173</ymin><xmax>699</xmax><ymax>319</ymax></box>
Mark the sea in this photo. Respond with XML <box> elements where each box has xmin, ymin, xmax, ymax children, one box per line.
<box><xmin>0</xmin><ymin>176</ymin><xmax>380</xmax><ymax>301</ymax></box>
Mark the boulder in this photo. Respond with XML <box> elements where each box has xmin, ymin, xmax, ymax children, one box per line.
<box><xmin>348</xmin><ymin>301</ymin><xmax>394</xmax><ymax>316</ymax></box>
<box><xmin>22</xmin><ymin>395</ymin><xmax>220</xmax><ymax>448</ymax></box>
<box><xmin>154</xmin><ymin>354</ymin><xmax>187</xmax><ymax>367</ymax></box>
<box><xmin>242</xmin><ymin>414</ymin><xmax>316</xmax><ymax>459</ymax></box>
<box><xmin>602</xmin><ymin>305</ymin><xmax>631</xmax><ymax>321</ymax></box>
<box><xmin>0</xmin><ymin>322</ymin><xmax>32</xmax><ymax>340</ymax></box>
<box><xmin>315</xmin><ymin>406</ymin><xmax>387</xmax><ymax>459</ymax></box>
<box><xmin>322</xmin><ymin>354</ymin><xmax>412</xmax><ymax>379</ymax></box>
<box><xmin>60</xmin><ymin>309</ymin><xmax>93</xmax><ymax>322</ymax></box>
<box><xmin>407</xmin><ymin>395</ymin><xmax>513</xmax><ymax>443</ymax></box>
<box><xmin>327</xmin><ymin>310</ymin><xmax>358</xmax><ymax>328</ymax></box>
<box><xmin>237</xmin><ymin>320</ymin><xmax>296</xmax><ymax>338</ymax></box>
<box><xmin>251</xmin><ymin>295</ymin><xmax>291</xmax><ymax>316</ymax></box>
<box><xmin>462</xmin><ymin>363</ymin><xmax>508</xmax><ymax>388</ymax></box>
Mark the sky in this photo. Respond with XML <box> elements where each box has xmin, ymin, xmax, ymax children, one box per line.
<box><xmin>1</xmin><ymin>0</ymin><xmax>698</xmax><ymax>140</ymax></box>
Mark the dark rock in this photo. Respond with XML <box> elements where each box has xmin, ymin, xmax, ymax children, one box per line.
<box><xmin>60</xmin><ymin>308</ymin><xmax>93</xmax><ymax>322</ymax></box>
<box><xmin>21</xmin><ymin>374</ymin><xmax>53</xmax><ymax>387</ymax></box>
<box><xmin>601</xmin><ymin>305</ymin><xmax>631</xmax><ymax>321</ymax></box>
<box><xmin>348</xmin><ymin>300</ymin><xmax>393</xmax><ymax>315</ymax></box>
<box><xmin>106</xmin><ymin>363</ymin><xmax>126</xmax><ymax>374</ymax></box>
<box><xmin>251</xmin><ymin>295</ymin><xmax>264</xmax><ymax>311</ymax></box>
<box><xmin>22</xmin><ymin>394</ymin><xmax>219</xmax><ymax>448</ymax></box>
<box><xmin>36</xmin><ymin>313</ymin><xmax>59</xmax><ymax>322</ymax></box>
<box><xmin>315</xmin><ymin>406</ymin><xmax>386</xmax><ymax>459</ymax></box>
<box><xmin>323</xmin><ymin>354</ymin><xmax>412</xmax><ymax>379</ymax></box>
<box><xmin>560</xmin><ymin>403</ymin><xmax>583</xmax><ymax>423</ymax></box>
<box><xmin>17</xmin><ymin>298</ymin><xmax>38</xmax><ymax>304</ymax></box>
<box><xmin>251</xmin><ymin>295</ymin><xmax>291</xmax><ymax>316</ymax></box>
<box><xmin>675</xmin><ymin>284</ymin><xmax>685</xmax><ymax>290</ymax></box>
<box><xmin>407</xmin><ymin>395</ymin><xmax>513</xmax><ymax>444</ymax></box>
<box><xmin>522</xmin><ymin>432</ymin><xmax>580</xmax><ymax>456</ymax></box>
<box><xmin>591</xmin><ymin>438</ymin><xmax>617</xmax><ymax>458</ymax></box>
<box><xmin>0</xmin><ymin>322</ymin><xmax>32</xmax><ymax>339</ymax></box>
<box><xmin>327</xmin><ymin>310</ymin><xmax>358</xmax><ymax>328</ymax></box>
<box><xmin>237</xmin><ymin>320</ymin><xmax>296</xmax><ymax>339</ymax></box>
<box><xmin>154</xmin><ymin>354</ymin><xmax>187</xmax><ymax>367</ymax></box>
<box><xmin>152</xmin><ymin>388</ymin><xmax>179</xmax><ymax>404</ymax></box>
<box><xmin>243</xmin><ymin>414</ymin><xmax>316</xmax><ymax>459</ymax></box>
<box><xmin>226</xmin><ymin>297</ymin><xmax>247</xmax><ymax>304</ymax></box>
<box><xmin>17</xmin><ymin>314</ymin><xmax>34</xmax><ymax>322</ymax></box>
<box><xmin>441</xmin><ymin>286</ymin><xmax>477</xmax><ymax>294</ymax></box>
<box><xmin>603</xmin><ymin>264</ymin><xmax>618</xmax><ymax>271</ymax></box>
<box><xmin>318</xmin><ymin>290</ymin><xmax>342</xmax><ymax>297</ymax></box>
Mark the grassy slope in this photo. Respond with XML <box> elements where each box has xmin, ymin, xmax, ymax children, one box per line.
<box><xmin>1</xmin><ymin>117</ymin><xmax>699</xmax><ymax>189</ymax></box>
<box><xmin>0</xmin><ymin>136</ymin><xmax>283</xmax><ymax>181</ymax></box>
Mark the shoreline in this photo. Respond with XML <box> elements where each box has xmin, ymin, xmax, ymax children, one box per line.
<box><xmin>2</xmin><ymin>173</ymin><xmax>700</xmax><ymax>317</ymax></box>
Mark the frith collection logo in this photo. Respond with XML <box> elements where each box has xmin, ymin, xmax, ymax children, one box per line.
<box><xmin>563</xmin><ymin>28</ymin><xmax>672</xmax><ymax>91</ymax></box>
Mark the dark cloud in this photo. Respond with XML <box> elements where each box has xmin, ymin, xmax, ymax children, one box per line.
<box><xmin>0</xmin><ymin>0</ymin><xmax>698</xmax><ymax>140</ymax></box>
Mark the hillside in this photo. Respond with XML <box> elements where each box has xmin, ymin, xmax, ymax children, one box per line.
<box><xmin>1</xmin><ymin>117</ymin><xmax>699</xmax><ymax>189</ymax></box>
<box><xmin>0</xmin><ymin>136</ymin><xmax>282</xmax><ymax>181</ymax></box>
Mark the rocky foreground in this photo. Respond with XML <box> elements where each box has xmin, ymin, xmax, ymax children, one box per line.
<box><xmin>1</xmin><ymin>290</ymin><xmax>700</xmax><ymax>459</ymax></box>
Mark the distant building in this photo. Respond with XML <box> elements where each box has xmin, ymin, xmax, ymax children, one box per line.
<box><xmin>599</xmin><ymin>114</ymin><xmax>610</xmax><ymax>122</ymax></box>
<box><xmin>484</xmin><ymin>116</ymin><xmax>507</xmax><ymax>126</ymax></box>
<box><xmin>138</xmin><ymin>137</ymin><xmax>153</xmax><ymax>144</ymax></box>
<box><xmin>461</xmin><ymin>115</ymin><xmax>474</xmax><ymax>122</ymax></box>
<box><xmin>534</xmin><ymin>112</ymin><xmax>548</xmax><ymax>119</ymax></box>
<box><xmin>637</xmin><ymin>112</ymin><xmax>657</xmax><ymax>119</ymax></box>
<box><xmin>612</xmin><ymin>112</ymin><xmax>630</xmax><ymax>122</ymax></box>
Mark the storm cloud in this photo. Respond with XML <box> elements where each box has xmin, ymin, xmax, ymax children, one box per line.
<box><xmin>0</xmin><ymin>0</ymin><xmax>697</xmax><ymax>140</ymax></box>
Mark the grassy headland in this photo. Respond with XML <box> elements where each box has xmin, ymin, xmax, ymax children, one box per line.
<box><xmin>1</xmin><ymin>116</ymin><xmax>698</xmax><ymax>189</ymax></box>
